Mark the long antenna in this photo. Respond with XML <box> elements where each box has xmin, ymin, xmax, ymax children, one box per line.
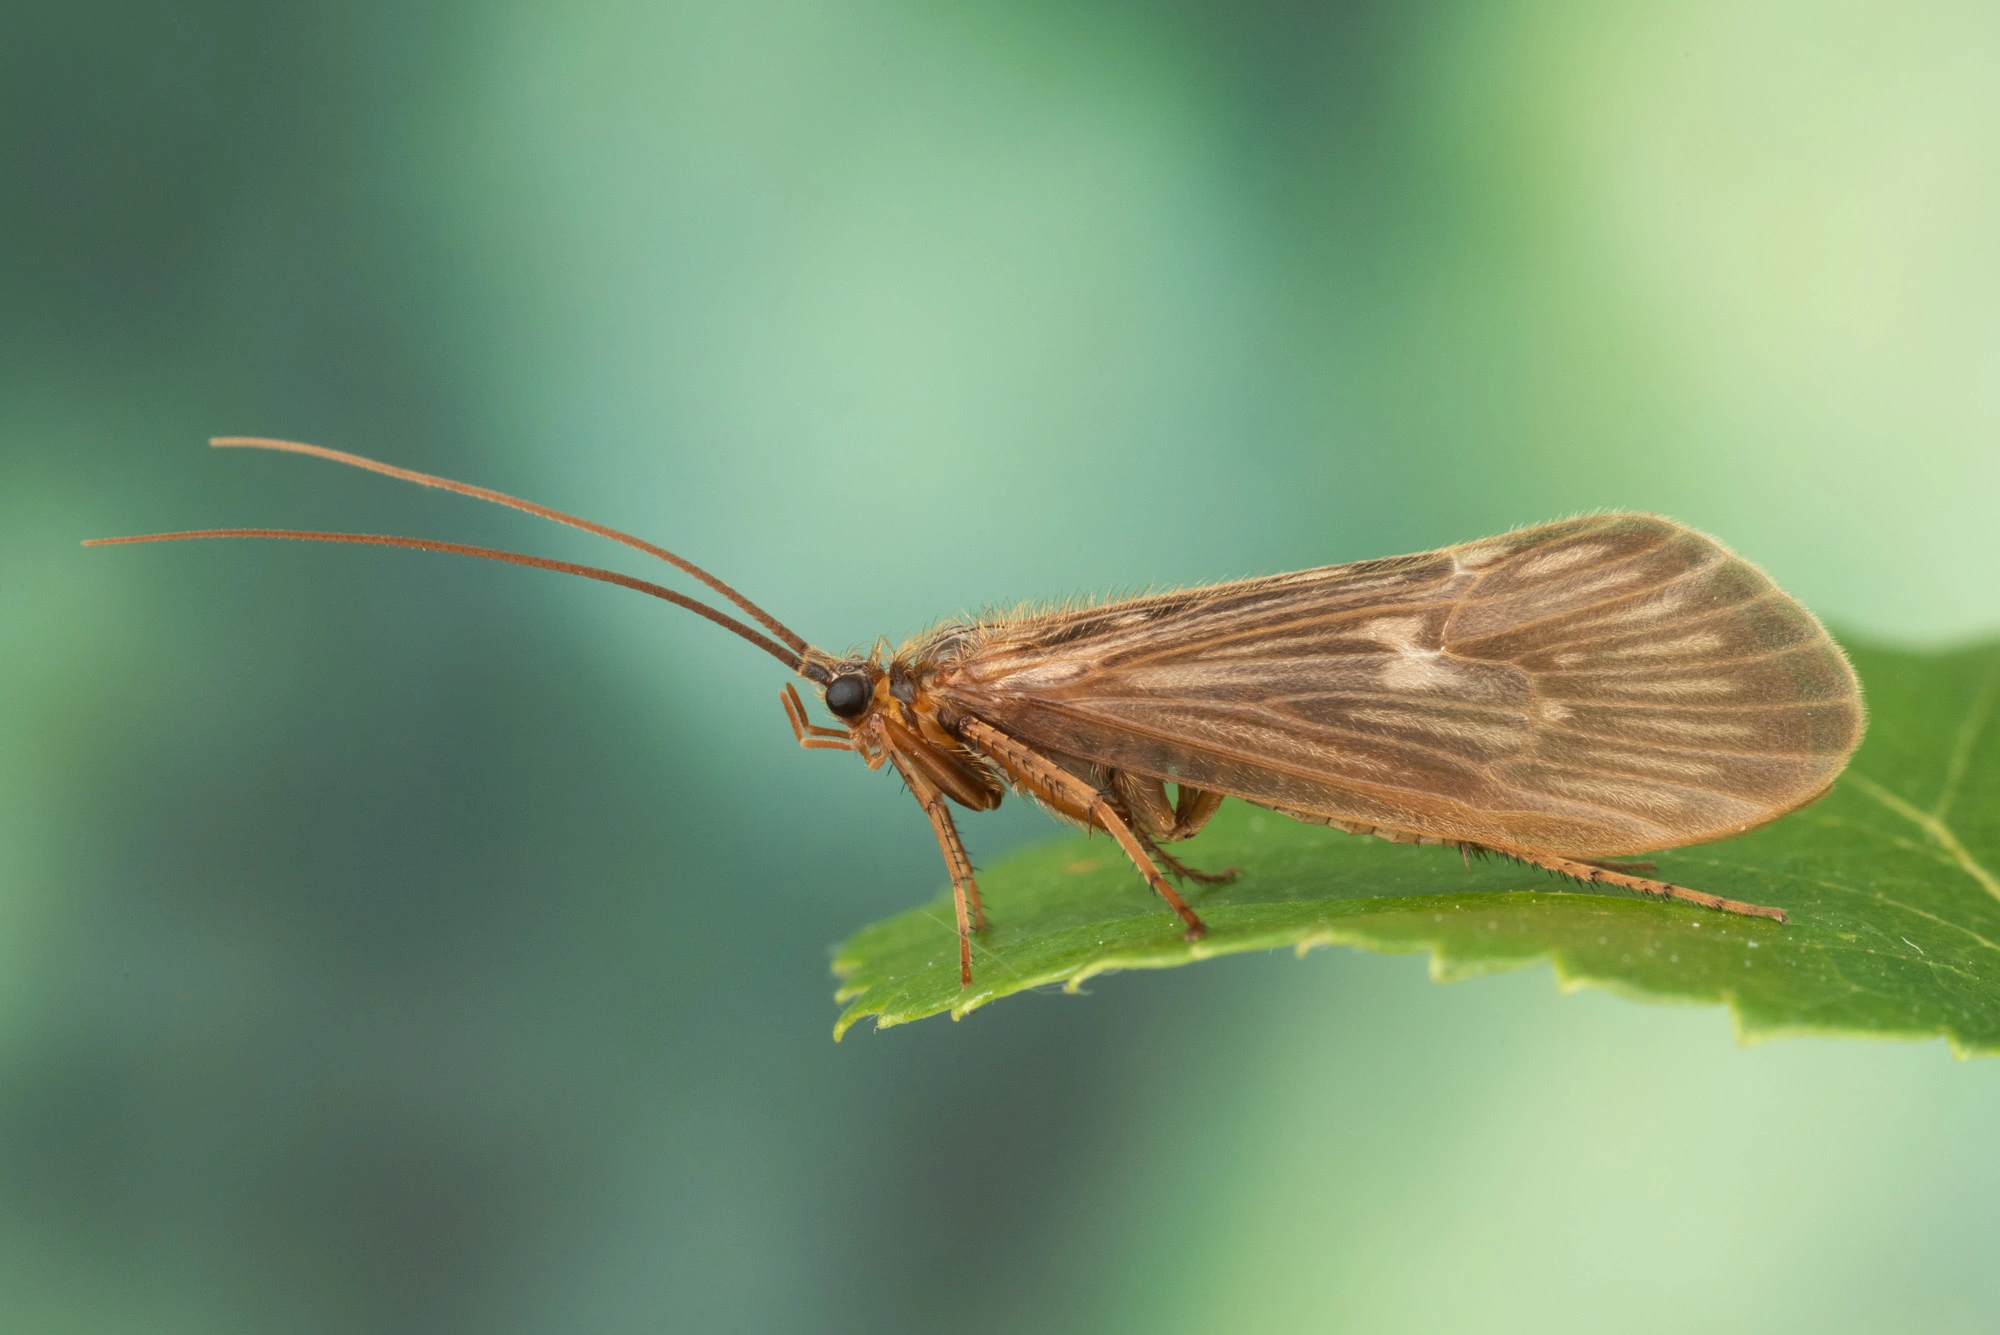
<box><xmin>83</xmin><ymin>529</ymin><xmax>805</xmax><ymax>669</ymax></box>
<box><xmin>208</xmin><ymin>437</ymin><xmax>810</xmax><ymax>655</ymax></box>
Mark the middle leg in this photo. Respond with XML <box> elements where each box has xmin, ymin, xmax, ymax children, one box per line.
<box><xmin>956</xmin><ymin>717</ymin><xmax>1208</xmax><ymax>940</ymax></box>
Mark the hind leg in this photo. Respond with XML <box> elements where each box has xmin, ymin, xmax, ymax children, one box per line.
<box><xmin>1480</xmin><ymin>844</ymin><xmax>1784</xmax><ymax>922</ymax></box>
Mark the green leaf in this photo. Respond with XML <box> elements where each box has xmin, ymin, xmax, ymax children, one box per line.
<box><xmin>831</xmin><ymin>640</ymin><xmax>2000</xmax><ymax>1049</ymax></box>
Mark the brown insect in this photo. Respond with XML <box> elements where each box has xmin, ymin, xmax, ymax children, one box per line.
<box><xmin>93</xmin><ymin>439</ymin><xmax>1865</xmax><ymax>987</ymax></box>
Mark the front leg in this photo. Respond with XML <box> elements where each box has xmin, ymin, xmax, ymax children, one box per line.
<box><xmin>882</xmin><ymin>742</ymin><xmax>987</xmax><ymax>987</ymax></box>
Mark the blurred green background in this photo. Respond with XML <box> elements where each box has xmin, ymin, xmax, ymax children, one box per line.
<box><xmin>5</xmin><ymin>1</ymin><xmax>1999</xmax><ymax>1331</ymax></box>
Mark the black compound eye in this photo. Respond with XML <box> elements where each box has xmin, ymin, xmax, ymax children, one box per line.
<box><xmin>824</xmin><ymin>673</ymin><xmax>872</xmax><ymax>719</ymax></box>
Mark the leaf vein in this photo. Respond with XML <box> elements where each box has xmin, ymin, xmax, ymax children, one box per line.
<box><xmin>1933</xmin><ymin>651</ymin><xmax>2000</xmax><ymax>822</ymax></box>
<box><xmin>1845</xmin><ymin>772</ymin><xmax>2000</xmax><ymax>906</ymax></box>
<box><xmin>1678</xmin><ymin>858</ymin><xmax>2000</xmax><ymax>955</ymax></box>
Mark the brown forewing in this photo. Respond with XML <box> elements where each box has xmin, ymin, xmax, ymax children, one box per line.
<box><xmin>923</xmin><ymin>515</ymin><xmax>1864</xmax><ymax>857</ymax></box>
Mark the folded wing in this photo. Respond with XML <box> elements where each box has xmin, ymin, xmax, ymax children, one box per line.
<box><xmin>926</xmin><ymin>514</ymin><xmax>1863</xmax><ymax>856</ymax></box>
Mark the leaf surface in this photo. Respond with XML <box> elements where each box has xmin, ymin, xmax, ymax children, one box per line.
<box><xmin>832</xmin><ymin>640</ymin><xmax>2000</xmax><ymax>1050</ymax></box>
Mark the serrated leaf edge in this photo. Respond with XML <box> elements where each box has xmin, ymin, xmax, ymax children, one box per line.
<box><xmin>832</xmin><ymin>891</ymin><xmax>1997</xmax><ymax>1055</ymax></box>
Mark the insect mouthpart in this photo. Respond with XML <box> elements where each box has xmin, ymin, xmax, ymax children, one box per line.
<box><xmin>824</xmin><ymin>672</ymin><xmax>873</xmax><ymax>719</ymax></box>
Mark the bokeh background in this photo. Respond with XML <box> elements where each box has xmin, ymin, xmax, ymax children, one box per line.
<box><xmin>6</xmin><ymin>1</ymin><xmax>2000</xmax><ymax>1331</ymax></box>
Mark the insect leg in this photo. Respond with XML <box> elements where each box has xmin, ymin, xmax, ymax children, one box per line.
<box><xmin>1110</xmin><ymin>771</ymin><xmax>1177</xmax><ymax>838</ymax></box>
<box><xmin>1111</xmin><ymin>774</ymin><xmax>1230</xmax><ymax>864</ymax></box>
<box><xmin>1496</xmin><ymin>846</ymin><xmax>1786</xmax><ymax>922</ymax></box>
<box><xmin>884</xmin><ymin>745</ymin><xmax>985</xmax><ymax>986</ymax></box>
<box><xmin>1120</xmin><ymin>777</ymin><xmax>1234</xmax><ymax>882</ymax></box>
<box><xmin>1135</xmin><ymin>828</ymin><xmax>1238</xmax><ymax>886</ymax></box>
<box><xmin>956</xmin><ymin>718</ymin><xmax>1208</xmax><ymax>940</ymax></box>
<box><xmin>1169</xmin><ymin>785</ymin><xmax>1226</xmax><ymax>840</ymax></box>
